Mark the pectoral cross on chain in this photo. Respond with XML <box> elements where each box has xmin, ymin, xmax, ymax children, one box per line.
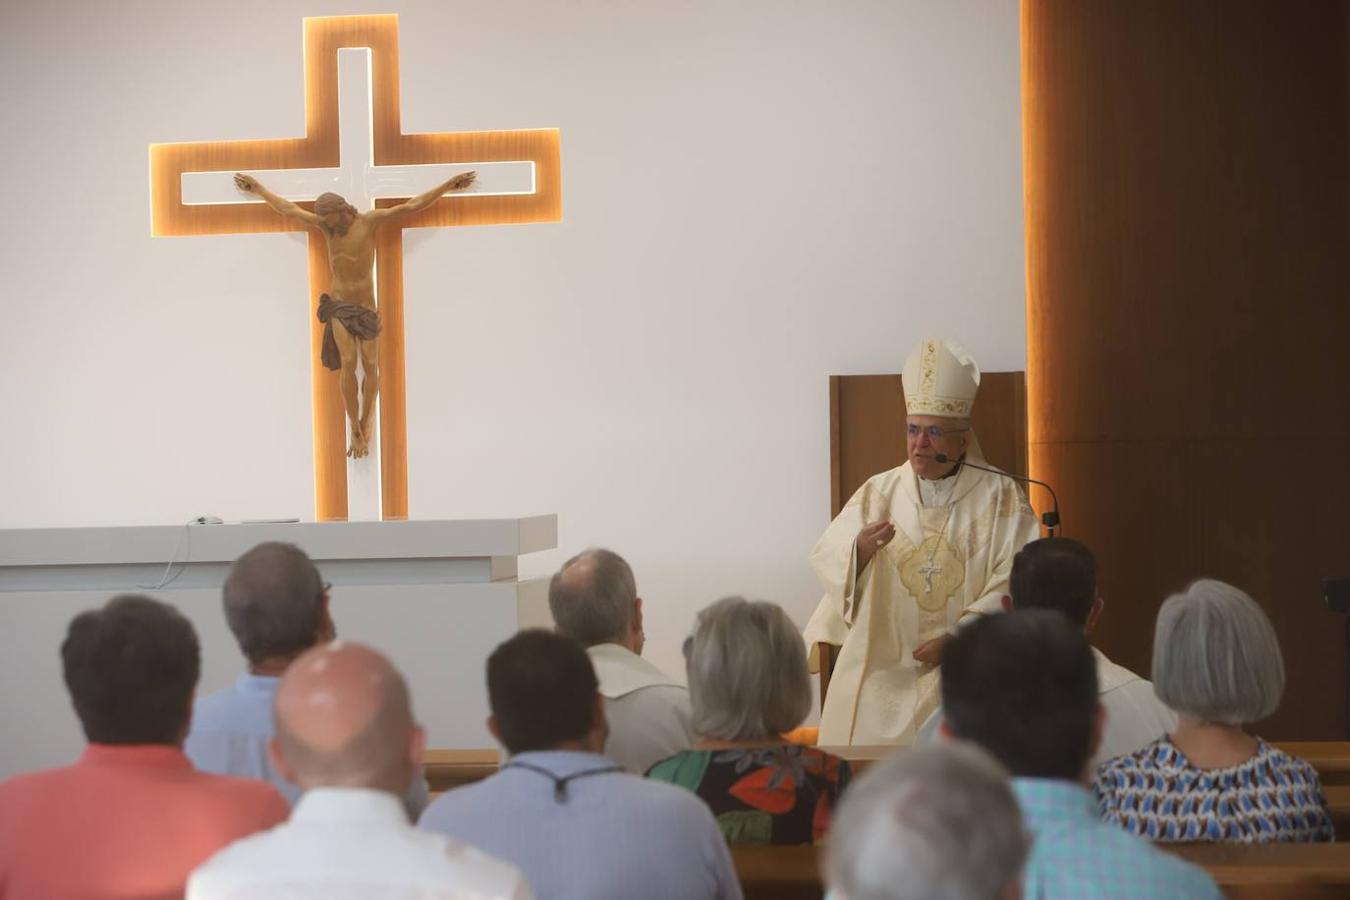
<box><xmin>918</xmin><ymin>559</ymin><xmax>943</xmax><ymax>594</ymax></box>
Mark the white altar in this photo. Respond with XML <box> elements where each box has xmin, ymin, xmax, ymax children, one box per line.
<box><xmin>0</xmin><ymin>517</ymin><xmax>556</xmax><ymax>779</ymax></box>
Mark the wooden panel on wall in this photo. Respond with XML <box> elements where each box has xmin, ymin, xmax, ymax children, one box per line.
<box><xmin>1024</xmin><ymin>0</ymin><xmax>1350</xmax><ymax>738</ymax></box>
<box><xmin>829</xmin><ymin>372</ymin><xmax>1028</xmax><ymax>519</ymax></box>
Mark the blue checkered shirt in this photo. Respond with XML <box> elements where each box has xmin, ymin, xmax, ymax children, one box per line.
<box><xmin>1014</xmin><ymin>778</ymin><xmax>1221</xmax><ymax>899</ymax></box>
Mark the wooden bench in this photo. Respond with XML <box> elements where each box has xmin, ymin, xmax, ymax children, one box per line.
<box><xmin>1167</xmin><ymin>843</ymin><xmax>1350</xmax><ymax>900</ymax></box>
<box><xmin>730</xmin><ymin>845</ymin><xmax>823</xmax><ymax>900</ymax></box>
<box><xmin>1278</xmin><ymin>743</ymin><xmax>1350</xmax><ymax>786</ymax></box>
<box><xmin>424</xmin><ymin>748</ymin><xmax>500</xmax><ymax>794</ymax></box>
<box><xmin>729</xmin><ymin>842</ymin><xmax>1350</xmax><ymax>900</ymax></box>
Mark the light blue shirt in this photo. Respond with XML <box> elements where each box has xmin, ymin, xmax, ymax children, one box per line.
<box><xmin>186</xmin><ymin>673</ymin><xmax>430</xmax><ymax>817</ymax></box>
<box><xmin>418</xmin><ymin>750</ymin><xmax>742</xmax><ymax>900</ymax></box>
<box><xmin>1014</xmin><ymin>778</ymin><xmax>1222</xmax><ymax>899</ymax></box>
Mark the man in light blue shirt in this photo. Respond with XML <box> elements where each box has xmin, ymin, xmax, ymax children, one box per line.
<box><xmin>186</xmin><ymin>542</ymin><xmax>429</xmax><ymax>815</ymax></box>
<box><xmin>419</xmin><ymin>629</ymin><xmax>741</xmax><ymax>900</ymax></box>
<box><xmin>939</xmin><ymin>610</ymin><xmax>1220</xmax><ymax>899</ymax></box>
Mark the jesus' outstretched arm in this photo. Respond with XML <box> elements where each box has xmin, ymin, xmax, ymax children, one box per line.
<box><xmin>234</xmin><ymin>173</ymin><xmax>323</xmax><ymax>228</ymax></box>
<box><xmin>370</xmin><ymin>171</ymin><xmax>477</xmax><ymax>222</ymax></box>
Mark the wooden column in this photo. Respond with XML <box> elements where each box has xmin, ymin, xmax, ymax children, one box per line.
<box><xmin>1023</xmin><ymin>0</ymin><xmax>1350</xmax><ymax>737</ymax></box>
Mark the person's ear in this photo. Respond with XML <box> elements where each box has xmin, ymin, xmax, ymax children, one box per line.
<box><xmin>1085</xmin><ymin>597</ymin><xmax>1105</xmax><ymax>634</ymax></box>
<box><xmin>486</xmin><ymin>716</ymin><xmax>503</xmax><ymax>747</ymax></box>
<box><xmin>632</xmin><ymin>598</ymin><xmax>645</xmax><ymax>651</ymax></box>
<box><xmin>1000</xmin><ymin>594</ymin><xmax>1014</xmax><ymax>613</ymax></box>
<box><xmin>317</xmin><ymin>593</ymin><xmax>337</xmax><ymax>644</ymax></box>
<box><xmin>407</xmin><ymin>724</ymin><xmax>427</xmax><ymax>772</ymax></box>
<box><xmin>936</xmin><ymin>717</ymin><xmax>953</xmax><ymax>741</ymax></box>
<box><xmin>269</xmin><ymin>737</ymin><xmax>297</xmax><ymax>785</ymax></box>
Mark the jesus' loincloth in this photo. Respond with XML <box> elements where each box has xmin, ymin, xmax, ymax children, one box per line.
<box><xmin>316</xmin><ymin>294</ymin><xmax>382</xmax><ymax>371</ymax></box>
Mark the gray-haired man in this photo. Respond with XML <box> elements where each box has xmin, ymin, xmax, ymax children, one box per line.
<box><xmin>548</xmin><ymin>548</ymin><xmax>693</xmax><ymax>773</ymax></box>
<box><xmin>827</xmin><ymin>743</ymin><xmax>1028</xmax><ymax>900</ymax></box>
<box><xmin>186</xmin><ymin>542</ymin><xmax>430</xmax><ymax>816</ymax></box>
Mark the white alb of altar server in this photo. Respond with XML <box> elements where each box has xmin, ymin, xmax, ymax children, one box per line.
<box><xmin>588</xmin><ymin>643</ymin><xmax>693</xmax><ymax>774</ymax></box>
<box><xmin>804</xmin><ymin>339</ymin><xmax>1039</xmax><ymax>745</ymax></box>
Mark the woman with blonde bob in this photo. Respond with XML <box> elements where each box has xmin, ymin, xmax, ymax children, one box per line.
<box><xmin>647</xmin><ymin>596</ymin><xmax>851</xmax><ymax>845</ymax></box>
<box><xmin>1093</xmin><ymin>579</ymin><xmax>1333</xmax><ymax>842</ymax></box>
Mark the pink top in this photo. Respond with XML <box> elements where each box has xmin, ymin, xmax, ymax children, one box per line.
<box><xmin>0</xmin><ymin>744</ymin><xmax>289</xmax><ymax>900</ymax></box>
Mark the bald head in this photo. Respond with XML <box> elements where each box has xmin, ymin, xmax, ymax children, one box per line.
<box><xmin>547</xmin><ymin>548</ymin><xmax>637</xmax><ymax>648</ymax></box>
<box><xmin>272</xmin><ymin>642</ymin><xmax>421</xmax><ymax>794</ymax></box>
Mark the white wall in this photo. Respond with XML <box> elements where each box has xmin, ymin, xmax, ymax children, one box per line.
<box><xmin>1</xmin><ymin>0</ymin><xmax>1024</xmax><ymax>751</ymax></box>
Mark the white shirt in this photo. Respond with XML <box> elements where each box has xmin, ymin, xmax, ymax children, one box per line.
<box><xmin>918</xmin><ymin>473</ymin><xmax>959</xmax><ymax>508</ymax></box>
<box><xmin>587</xmin><ymin>643</ymin><xmax>694</xmax><ymax>774</ymax></box>
<box><xmin>915</xmin><ymin>647</ymin><xmax>1177</xmax><ymax>770</ymax></box>
<box><xmin>188</xmin><ymin>787</ymin><xmax>534</xmax><ymax>900</ymax></box>
<box><xmin>1092</xmin><ymin>648</ymin><xmax>1178</xmax><ymax>770</ymax></box>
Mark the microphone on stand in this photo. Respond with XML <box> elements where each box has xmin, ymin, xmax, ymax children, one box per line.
<box><xmin>933</xmin><ymin>453</ymin><xmax>1062</xmax><ymax>536</ymax></box>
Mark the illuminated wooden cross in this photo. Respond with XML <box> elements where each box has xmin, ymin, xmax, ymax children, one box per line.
<box><xmin>150</xmin><ymin>14</ymin><xmax>561</xmax><ymax>521</ymax></box>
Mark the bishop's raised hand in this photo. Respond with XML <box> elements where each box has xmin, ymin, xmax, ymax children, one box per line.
<box><xmin>855</xmin><ymin>519</ymin><xmax>896</xmax><ymax>571</ymax></box>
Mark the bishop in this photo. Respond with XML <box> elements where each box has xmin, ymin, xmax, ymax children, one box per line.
<box><xmin>803</xmin><ymin>338</ymin><xmax>1039</xmax><ymax>744</ymax></box>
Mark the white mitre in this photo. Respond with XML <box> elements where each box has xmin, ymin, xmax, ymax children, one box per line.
<box><xmin>902</xmin><ymin>338</ymin><xmax>981</xmax><ymax>416</ymax></box>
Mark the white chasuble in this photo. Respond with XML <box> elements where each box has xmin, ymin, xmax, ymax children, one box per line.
<box><xmin>804</xmin><ymin>460</ymin><xmax>1038</xmax><ymax>745</ymax></box>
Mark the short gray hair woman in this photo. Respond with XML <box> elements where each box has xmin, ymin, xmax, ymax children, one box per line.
<box><xmin>1152</xmin><ymin>578</ymin><xmax>1285</xmax><ymax>725</ymax></box>
<box><xmin>646</xmin><ymin>597</ymin><xmax>852</xmax><ymax>845</ymax></box>
<box><xmin>686</xmin><ymin>596</ymin><xmax>812</xmax><ymax>741</ymax></box>
<box><xmin>1094</xmin><ymin>579</ymin><xmax>1334</xmax><ymax>843</ymax></box>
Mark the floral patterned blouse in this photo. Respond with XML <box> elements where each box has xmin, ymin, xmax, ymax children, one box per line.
<box><xmin>1093</xmin><ymin>737</ymin><xmax>1334</xmax><ymax>843</ymax></box>
<box><xmin>646</xmin><ymin>744</ymin><xmax>852</xmax><ymax>845</ymax></box>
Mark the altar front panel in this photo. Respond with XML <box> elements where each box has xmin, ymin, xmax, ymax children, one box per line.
<box><xmin>0</xmin><ymin>518</ymin><xmax>555</xmax><ymax>778</ymax></box>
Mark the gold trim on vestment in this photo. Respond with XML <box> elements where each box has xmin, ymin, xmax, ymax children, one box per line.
<box><xmin>906</xmin><ymin>396</ymin><xmax>974</xmax><ymax>415</ymax></box>
<box><xmin>899</xmin><ymin>533</ymin><xmax>966</xmax><ymax>613</ymax></box>
<box><xmin>920</xmin><ymin>339</ymin><xmax>938</xmax><ymax>397</ymax></box>
<box><xmin>903</xmin><ymin>338</ymin><xmax>976</xmax><ymax>416</ymax></box>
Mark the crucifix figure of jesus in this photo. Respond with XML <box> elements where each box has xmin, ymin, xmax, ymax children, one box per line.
<box><xmin>233</xmin><ymin>170</ymin><xmax>476</xmax><ymax>458</ymax></box>
<box><xmin>150</xmin><ymin>14</ymin><xmax>561</xmax><ymax>520</ymax></box>
<box><xmin>917</xmin><ymin>558</ymin><xmax>943</xmax><ymax>594</ymax></box>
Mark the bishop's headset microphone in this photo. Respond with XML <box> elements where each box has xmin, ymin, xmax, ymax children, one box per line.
<box><xmin>932</xmin><ymin>453</ymin><xmax>1062</xmax><ymax>536</ymax></box>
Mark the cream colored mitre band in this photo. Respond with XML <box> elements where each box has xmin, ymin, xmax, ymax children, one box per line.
<box><xmin>904</xmin><ymin>394</ymin><xmax>974</xmax><ymax>416</ymax></box>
